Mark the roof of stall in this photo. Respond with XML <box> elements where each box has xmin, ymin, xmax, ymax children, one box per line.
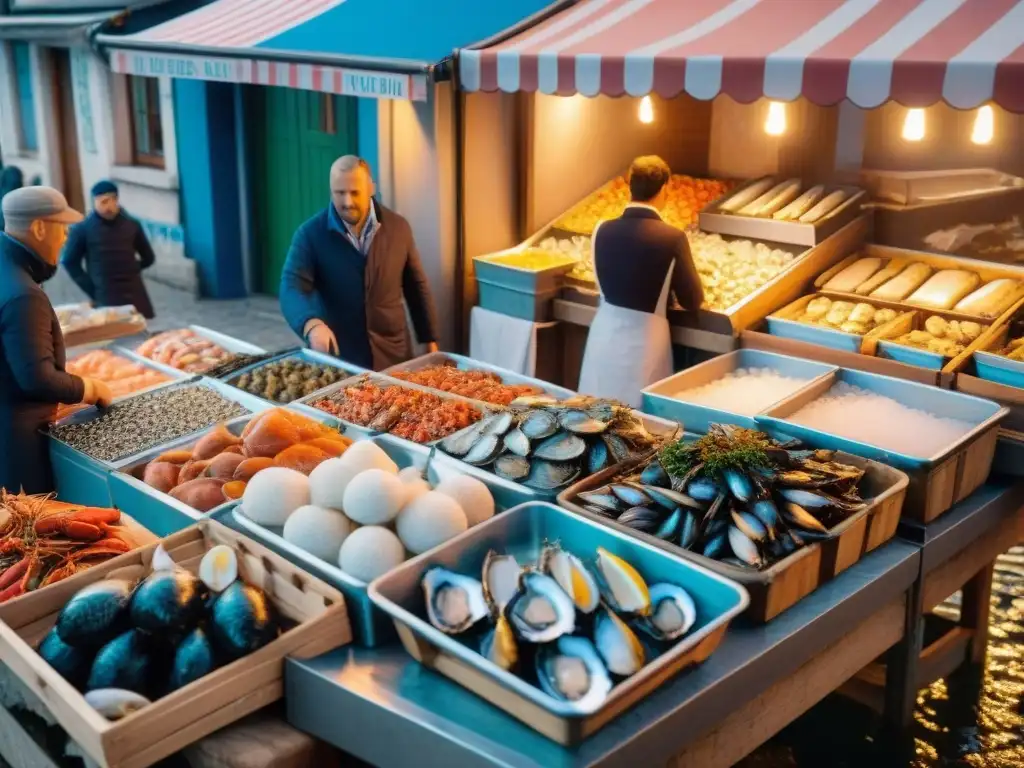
<box><xmin>458</xmin><ymin>0</ymin><xmax>1024</xmax><ymax>113</ymax></box>
<box><xmin>96</xmin><ymin>0</ymin><xmax>566</xmax><ymax>101</ymax></box>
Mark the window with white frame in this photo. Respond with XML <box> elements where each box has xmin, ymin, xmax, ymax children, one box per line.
<box><xmin>11</xmin><ymin>42</ymin><xmax>38</xmax><ymax>153</ymax></box>
<box><xmin>128</xmin><ymin>75</ymin><xmax>163</xmax><ymax>168</ymax></box>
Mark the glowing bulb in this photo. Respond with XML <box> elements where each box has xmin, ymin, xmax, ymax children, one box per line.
<box><xmin>902</xmin><ymin>108</ymin><xmax>925</xmax><ymax>141</ymax></box>
<box><xmin>764</xmin><ymin>101</ymin><xmax>786</xmax><ymax>136</ymax></box>
<box><xmin>972</xmin><ymin>105</ymin><xmax>993</xmax><ymax>145</ymax></box>
<box><xmin>639</xmin><ymin>96</ymin><xmax>654</xmax><ymax>124</ymax></box>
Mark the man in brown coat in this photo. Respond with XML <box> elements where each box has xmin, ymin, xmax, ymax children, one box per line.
<box><xmin>279</xmin><ymin>156</ymin><xmax>439</xmax><ymax>369</ymax></box>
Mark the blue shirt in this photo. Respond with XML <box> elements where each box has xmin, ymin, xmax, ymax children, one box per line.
<box><xmin>328</xmin><ymin>201</ymin><xmax>379</xmax><ymax>257</ymax></box>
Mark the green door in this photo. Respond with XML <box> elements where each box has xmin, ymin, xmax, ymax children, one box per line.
<box><xmin>251</xmin><ymin>87</ymin><xmax>358</xmax><ymax>294</ymax></box>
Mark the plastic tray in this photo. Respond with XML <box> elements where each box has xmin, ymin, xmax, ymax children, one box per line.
<box><xmin>229</xmin><ymin>434</ymin><xmax>534</xmax><ymax>647</ymax></box>
<box><xmin>641</xmin><ymin>349</ymin><xmax>837</xmax><ymax>432</ymax></box>
<box><xmin>473</xmin><ymin>249</ymin><xmax>578</xmax><ymax>293</ymax></box>
<box><xmin>876</xmin><ymin>338</ymin><xmax>949</xmax><ymax>371</ymax></box>
<box><xmin>558</xmin><ymin>444</ymin><xmax>907</xmax><ymax>623</ymax></box>
<box><xmin>120</xmin><ymin>325</ymin><xmax>267</xmax><ymax>379</ymax></box>
<box><xmin>369</xmin><ymin>501</ymin><xmax>748</xmax><ymax>744</ymax></box>
<box><xmin>221</xmin><ymin>348</ymin><xmax>368</xmax><ymax>402</ymax></box>
<box><xmin>381</xmin><ymin>351</ymin><xmax>576</xmax><ymax>405</ymax></box>
<box><xmin>973</xmin><ymin>348</ymin><xmax>1024</xmax><ymax>389</ymax></box>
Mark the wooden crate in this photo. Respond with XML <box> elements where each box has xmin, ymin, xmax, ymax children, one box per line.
<box><xmin>0</xmin><ymin>520</ymin><xmax>350</xmax><ymax>768</ymax></box>
<box><xmin>557</xmin><ymin>453</ymin><xmax>905</xmax><ymax>623</ymax></box>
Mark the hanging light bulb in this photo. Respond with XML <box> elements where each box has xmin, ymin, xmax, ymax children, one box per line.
<box><xmin>764</xmin><ymin>101</ymin><xmax>786</xmax><ymax>136</ymax></box>
<box><xmin>972</xmin><ymin>105</ymin><xmax>994</xmax><ymax>145</ymax></box>
<box><xmin>902</xmin><ymin>108</ymin><xmax>925</xmax><ymax>141</ymax></box>
<box><xmin>639</xmin><ymin>95</ymin><xmax>654</xmax><ymax>124</ymax></box>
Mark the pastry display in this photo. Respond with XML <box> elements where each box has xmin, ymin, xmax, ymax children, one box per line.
<box><xmin>906</xmin><ymin>270</ymin><xmax>982</xmax><ymax>310</ymax></box>
<box><xmin>792</xmin><ymin>296</ymin><xmax>898</xmax><ymax>335</ymax></box>
<box><xmin>890</xmin><ymin>316</ymin><xmax>986</xmax><ymax>358</ymax></box>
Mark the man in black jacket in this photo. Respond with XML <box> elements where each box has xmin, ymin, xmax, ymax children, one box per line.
<box><xmin>0</xmin><ymin>187</ymin><xmax>113</xmax><ymax>494</ymax></box>
<box><xmin>61</xmin><ymin>180</ymin><xmax>157</xmax><ymax>319</ymax></box>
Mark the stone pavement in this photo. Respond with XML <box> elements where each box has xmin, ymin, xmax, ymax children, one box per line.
<box><xmin>45</xmin><ymin>269</ymin><xmax>298</xmax><ymax>352</ymax></box>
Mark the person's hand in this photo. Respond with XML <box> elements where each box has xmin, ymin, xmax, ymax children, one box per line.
<box><xmin>426</xmin><ymin>342</ymin><xmax>439</xmax><ymax>354</ymax></box>
<box><xmin>81</xmin><ymin>378</ymin><xmax>114</xmax><ymax>408</ymax></box>
<box><xmin>307</xmin><ymin>322</ymin><xmax>339</xmax><ymax>356</ymax></box>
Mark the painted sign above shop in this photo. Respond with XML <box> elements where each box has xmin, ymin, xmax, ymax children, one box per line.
<box><xmin>110</xmin><ymin>49</ymin><xmax>428</xmax><ymax>102</ymax></box>
<box><xmin>9</xmin><ymin>0</ymin><xmax>152</xmax><ymax>9</ymax></box>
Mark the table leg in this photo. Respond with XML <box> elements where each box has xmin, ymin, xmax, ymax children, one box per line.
<box><xmin>882</xmin><ymin>578</ymin><xmax>924</xmax><ymax>732</ymax></box>
<box><xmin>959</xmin><ymin>561</ymin><xmax>995</xmax><ymax>666</ymax></box>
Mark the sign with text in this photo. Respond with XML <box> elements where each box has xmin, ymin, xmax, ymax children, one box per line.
<box><xmin>110</xmin><ymin>49</ymin><xmax>428</xmax><ymax>102</ymax></box>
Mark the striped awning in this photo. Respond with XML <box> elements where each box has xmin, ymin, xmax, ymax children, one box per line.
<box><xmin>98</xmin><ymin>0</ymin><xmax>560</xmax><ymax>102</ymax></box>
<box><xmin>459</xmin><ymin>0</ymin><xmax>1024</xmax><ymax>113</ymax></box>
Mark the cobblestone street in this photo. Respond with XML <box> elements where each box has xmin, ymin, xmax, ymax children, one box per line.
<box><xmin>45</xmin><ymin>269</ymin><xmax>297</xmax><ymax>352</ymax></box>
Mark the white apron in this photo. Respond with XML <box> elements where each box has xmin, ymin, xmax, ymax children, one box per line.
<box><xmin>578</xmin><ymin>261</ymin><xmax>674</xmax><ymax>408</ymax></box>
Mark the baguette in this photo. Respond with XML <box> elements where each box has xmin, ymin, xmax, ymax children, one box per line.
<box><xmin>870</xmin><ymin>262</ymin><xmax>933</xmax><ymax>301</ymax></box>
<box><xmin>855</xmin><ymin>259</ymin><xmax>907</xmax><ymax>295</ymax></box>
<box><xmin>738</xmin><ymin>179</ymin><xmax>801</xmax><ymax>216</ymax></box>
<box><xmin>906</xmin><ymin>269</ymin><xmax>982</xmax><ymax>310</ymax></box>
<box><xmin>719</xmin><ymin>177</ymin><xmax>774</xmax><ymax>212</ymax></box>
<box><xmin>753</xmin><ymin>180</ymin><xmax>802</xmax><ymax>216</ymax></box>
<box><xmin>823</xmin><ymin>257</ymin><xmax>884</xmax><ymax>293</ymax></box>
<box><xmin>953</xmin><ymin>278</ymin><xmax>1024</xmax><ymax>318</ymax></box>
<box><xmin>774</xmin><ymin>185</ymin><xmax>825</xmax><ymax>220</ymax></box>
<box><xmin>798</xmin><ymin>190</ymin><xmax>847</xmax><ymax>223</ymax></box>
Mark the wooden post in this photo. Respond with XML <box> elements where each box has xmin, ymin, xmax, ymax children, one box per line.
<box><xmin>960</xmin><ymin>562</ymin><xmax>995</xmax><ymax>665</ymax></box>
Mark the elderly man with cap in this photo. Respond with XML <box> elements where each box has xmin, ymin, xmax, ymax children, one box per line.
<box><xmin>61</xmin><ymin>180</ymin><xmax>156</xmax><ymax>319</ymax></box>
<box><xmin>0</xmin><ymin>187</ymin><xmax>114</xmax><ymax>494</ymax></box>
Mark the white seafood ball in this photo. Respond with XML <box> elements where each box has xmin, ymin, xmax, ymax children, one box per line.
<box><xmin>397</xmin><ymin>466</ymin><xmax>431</xmax><ymax>504</ymax></box>
<box><xmin>338</xmin><ymin>526</ymin><xmax>406</xmax><ymax>583</ymax></box>
<box><xmin>242</xmin><ymin>468</ymin><xmax>309</xmax><ymax>526</ymax></box>
<box><xmin>343</xmin><ymin>468</ymin><xmax>406</xmax><ymax>525</ymax></box>
<box><xmin>396</xmin><ymin>491</ymin><xmax>468</xmax><ymax>555</ymax></box>
<box><xmin>433</xmin><ymin>475</ymin><xmax>495</xmax><ymax>527</ymax></box>
<box><xmin>308</xmin><ymin>458</ymin><xmax>362</xmax><ymax>510</ymax></box>
<box><xmin>339</xmin><ymin>440</ymin><xmax>398</xmax><ymax>475</ymax></box>
<box><xmin>283</xmin><ymin>505</ymin><xmax>352</xmax><ymax>562</ymax></box>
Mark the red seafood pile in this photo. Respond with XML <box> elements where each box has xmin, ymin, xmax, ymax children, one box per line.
<box><xmin>311</xmin><ymin>380</ymin><xmax>481</xmax><ymax>443</ymax></box>
<box><xmin>135</xmin><ymin>329</ymin><xmax>234</xmax><ymax>374</ymax></box>
<box><xmin>389</xmin><ymin>364</ymin><xmax>541</xmax><ymax>406</ymax></box>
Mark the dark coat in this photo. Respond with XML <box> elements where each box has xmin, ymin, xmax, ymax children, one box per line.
<box><xmin>593</xmin><ymin>206</ymin><xmax>705</xmax><ymax>313</ymax></box>
<box><xmin>61</xmin><ymin>211</ymin><xmax>156</xmax><ymax>319</ymax></box>
<box><xmin>0</xmin><ymin>234</ymin><xmax>85</xmax><ymax>494</ymax></box>
<box><xmin>279</xmin><ymin>201</ymin><xmax>439</xmax><ymax>370</ymax></box>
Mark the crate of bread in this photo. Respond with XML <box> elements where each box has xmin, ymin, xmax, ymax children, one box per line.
<box><xmin>700</xmin><ymin>177</ymin><xmax>866</xmax><ymax>247</ymax></box>
<box><xmin>766</xmin><ymin>294</ymin><xmax>910</xmax><ymax>354</ymax></box>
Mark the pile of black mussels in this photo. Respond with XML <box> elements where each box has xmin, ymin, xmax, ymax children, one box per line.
<box><xmin>571</xmin><ymin>424</ymin><xmax>868</xmax><ymax>570</ymax></box>
<box><xmin>37</xmin><ymin>543</ymin><xmax>278</xmax><ymax>720</ymax></box>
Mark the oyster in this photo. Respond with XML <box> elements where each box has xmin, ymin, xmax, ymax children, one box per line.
<box><xmin>634</xmin><ymin>583</ymin><xmax>696</xmax><ymax>642</ymax></box>
<box><xmin>594</xmin><ymin>605</ymin><xmax>645</xmax><ymax>676</ymax></box>
<box><xmin>594</xmin><ymin>548</ymin><xmax>650</xmax><ymax>615</ymax></box>
<box><xmin>505</xmin><ymin>571</ymin><xmax>575</xmax><ymax>643</ymax></box>
<box><xmin>422</xmin><ymin>567</ymin><xmax>489</xmax><ymax>635</ymax></box>
<box><xmin>521</xmin><ymin>460</ymin><xmax>580</xmax><ymax>491</ymax></box>
<box><xmin>536</xmin><ymin>636</ymin><xmax>612</xmax><ymax>708</ymax></box>
<box><xmin>463</xmin><ymin>434</ymin><xmax>501</xmax><ymax>466</ymax></box>
<box><xmin>540</xmin><ymin>544</ymin><xmax>599</xmax><ymax>614</ymax></box>
<box><xmin>482</xmin><ymin>551</ymin><xmax>520</xmax><ymax>615</ymax></box>
<box><xmin>480</xmin><ymin>614</ymin><xmax>518</xmax><ymax>671</ymax></box>
<box><xmin>533</xmin><ymin>432</ymin><xmax>587</xmax><ymax>462</ymax></box>
<box><xmin>494</xmin><ymin>453</ymin><xmax>530</xmax><ymax>481</ymax></box>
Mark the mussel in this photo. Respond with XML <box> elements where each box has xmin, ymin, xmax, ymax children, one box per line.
<box><xmin>130</xmin><ymin>568</ymin><xmax>206</xmax><ymax>639</ymax></box>
<box><xmin>38</xmin><ymin>627</ymin><xmax>95</xmax><ymax>690</ymax></box>
<box><xmin>782</xmin><ymin>502</ymin><xmax>828</xmax><ymax>533</ymax></box>
<box><xmin>209</xmin><ymin>581</ymin><xmax>278</xmax><ymax>660</ymax></box>
<box><xmin>536</xmin><ymin>636</ymin><xmax>612</xmax><ymax>708</ymax></box>
<box><xmin>505</xmin><ymin>571</ymin><xmax>575</xmax><ymax>644</ymax></box>
<box><xmin>634</xmin><ymin>583</ymin><xmax>697</xmax><ymax>642</ymax></box>
<box><xmin>609</xmin><ymin>484</ymin><xmax>650</xmax><ymax>508</ymax></box>
<box><xmin>481</xmin><ymin>411</ymin><xmax>514</xmax><ymax>436</ymax></box>
<box><xmin>422</xmin><ymin>567</ymin><xmax>489</xmax><ymax>635</ymax></box>
<box><xmin>640</xmin><ymin>461</ymin><xmax>671</xmax><ymax>488</ymax></box>
<box><xmin>56</xmin><ymin>579</ymin><xmax>133</xmax><ymax>649</ymax></box>
<box><xmin>594</xmin><ymin>548</ymin><xmax>650</xmax><ymax>615</ymax></box>
<box><xmin>723</xmin><ymin>469</ymin><xmax>755</xmax><ymax>503</ymax></box>
<box><xmin>587</xmin><ymin>439</ymin><xmax>611</xmax><ymax>475</ymax></box>
<box><xmin>641</xmin><ymin>484</ymin><xmax>703</xmax><ymax>512</ymax></box>
<box><xmin>655</xmin><ymin>508</ymin><xmax>683</xmax><ymax>541</ymax></box>
<box><xmin>87</xmin><ymin>629</ymin><xmax>155</xmax><ymax>694</ymax></box>
<box><xmin>169</xmin><ymin>628</ymin><xmax>216</xmax><ymax>691</ymax></box>
<box><xmin>617</xmin><ymin>506</ymin><xmax>662</xmax><ymax>534</ymax></box>
<box><xmin>540</xmin><ymin>544</ymin><xmax>599</xmax><ymax>614</ymax></box>
<box><xmin>686</xmin><ymin>477</ymin><xmax>721</xmax><ymax>502</ymax></box>
<box><xmin>727</xmin><ymin>526</ymin><xmax>762</xmax><ymax>567</ymax></box>
<box><xmin>576</xmin><ymin>490</ymin><xmax>622</xmax><ymax>514</ymax></box>
<box><xmin>594</xmin><ymin>605</ymin><xmax>645</xmax><ymax>676</ymax></box>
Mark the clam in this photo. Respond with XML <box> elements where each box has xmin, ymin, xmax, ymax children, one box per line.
<box><xmin>482</xmin><ymin>551</ymin><xmax>520</xmax><ymax>615</ymax></box>
<box><xmin>617</xmin><ymin>507</ymin><xmax>662</xmax><ymax>534</ymax></box>
<box><xmin>440</xmin><ymin>423</ymin><xmax>485</xmax><ymax>457</ymax></box>
<box><xmin>640</xmin><ymin>461</ymin><xmax>670</xmax><ymax>488</ymax></box>
<box><xmin>84</xmin><ymin>688</ymin><xmax>152</xmax><ymax>720</ymax></box>
<box><xmin>494</xmin><ymin>453</ymin><xmax>530</xmax><ymax>481</ymax></box>
<box><xmin>634</xmin><ymin>583</ymin><xmax>696</xmax><ymax>642</ymax></box>
<box><xmin>463</xmin><ymin>434</ymin><xmax>502</xmax><ymax>466</ymax></box>
<box><xmin>536</xmin><ymin>636</ymin><xmax>612</xmax><ymax>708</ymax></box>
<box><xmin>540</xmin><ymin>544</ymin><xmax>599</xmax><ymax>614</ymax></box>
<box><xmin>594</xmin><ymin>605</ymin><xmax>645</xmax><ymax>676</ymax></box>
<box><xmin>505</xmin><ymin>570</ymin><xmax>576</xmax><ymax>643</ymax></box>
<box><xmin>609</xmin><ymin>484</ymin><xmax>650</xmax><ymax>508</ymax></box>
<box><xmin>533</xmin><ymin>432</ymin><xmax>587</xmax><ymax>462</ymax></box>
<box><xmin>521</xmin><ymin>460</ymin><xmax>580</xmax><ymax>491</ymax></box>
<box><xmin>520</xmin><ymin>410</ymin><xmax>558</xmax><ymax>440</ymax></box>
<box><xmin>422</xmin><ymin>567</ymin><xmax>489</xmax><ymax>635</ymax></box>
<box><xmin>559</xmin><ymin>410</ymin><xmax>608</xmax><ymax>435</ymax></box>
<box><xmin>481</xmin><ymin>411</ymin><xmax>514</xmax><ymax>436</ymax></box>
<box><xmin>594</xmin><ymin>547</ymin><xmax>650</xmax><ymax>615</ymax></box>
<box><xmin>480</xmin><ymin>615</ymin><xmax>518</xmax><ymax>671</ymax></box>
<box><xmin>503</xmin><ymin>428</ymin><xmax>531</xmax><ymax>457</ymax></box>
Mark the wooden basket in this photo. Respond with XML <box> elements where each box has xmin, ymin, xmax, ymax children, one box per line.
<box><xmin>0</xmin><ymin>520</ymin><xmax>350</xmax><ymax>768</ymax></box>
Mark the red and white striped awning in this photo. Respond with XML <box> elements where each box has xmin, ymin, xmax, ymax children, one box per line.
<box><xmin>459</xmin><ymin>0</ymin><xmax>1024</xmax><ymax>112</ymax></box>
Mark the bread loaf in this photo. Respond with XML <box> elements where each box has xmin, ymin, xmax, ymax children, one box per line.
<box><xmin>855</xmin><ymin>259</ymin><xmax>907</xmax><ymax>295</ymax></box>
<box><xmin>953</xmin><ymin>278</ymin><xmax>1024</xmax><ymax>318</ymax></box>
<box><xmin>774</xmin><ymin>185</ymin><xmax>825</xmax><ymax>220</ymax></box>
<box><xmin>907</xmin><ymin>269</ymin><xmax>982</xmax><ymax>310</ymax></box>
<box><xmin>798</xmin><ymin>190</ymin><xmax>847</xmax><ymax>223</ymax></box>
<box><xmin>870</xmin><ymin>262</ymin><xmax>933</xmax><ymax>301</ymax></box>
<box><xmin>824</xmin><ymin>258</ymin><xmax>884</xmax><ymax>293</ymax></box>
<box><xmin>753</xmin><ymin>180</ymin><xmax>802</xmax><ymax>216</ymax></box>
<box><xmin>720</xmin><ymin>178</ymin><xmax>774</xmax><ymax>212</ymax></box>
<box><xmin>738</xmin><ymin>179</ymin><xmax>800</xmax><ymax>216</ymax></box>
